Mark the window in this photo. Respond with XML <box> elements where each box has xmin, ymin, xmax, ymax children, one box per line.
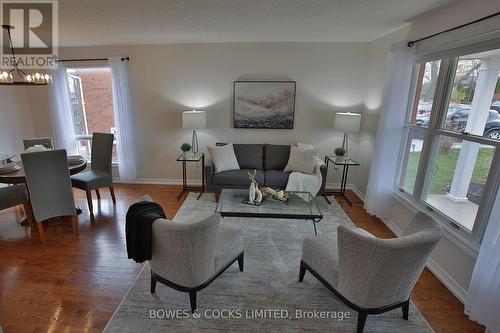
<box><xmin>66</xmin><ymin>67</ymin><xmax>117</xmax><ymax>163</ymax></box>
<box><xmin>398</xmin><ymin>60</ymin><xmax>441</xmax><ymax>193</ymax></box>
<box><xmin>396</xmin><ymin>50</ymin><xmax>500</xmax><ymax>240</ymax></box>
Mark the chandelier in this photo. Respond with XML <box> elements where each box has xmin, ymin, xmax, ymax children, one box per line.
<box><xmin>0</xmin><ymin>25</ymin><xmax>52</xmax><ymax>85</ymax></box>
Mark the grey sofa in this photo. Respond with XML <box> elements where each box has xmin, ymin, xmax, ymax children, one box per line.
<box><xmin>299</xmin><ymin>212</ymin><xmax>443</xmax><ymax>333</ymax></box>
<box><xmin>205</xmin><ymin>143</ymin><xmax>327</xmax><ymax>194</ymax></box>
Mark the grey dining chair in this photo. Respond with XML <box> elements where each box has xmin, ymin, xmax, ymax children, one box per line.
<box><xmin>299</xmin><ymin>212</ymin><xmax>443</xmax><ymax>333</ymax></box>
<box><xmin>23</xmin><ymin>137</ymin><xmax>54</xmax><ymax>150</ymax></box>
<box><xmin>139</xmin><ymin>195</ymin><xmax>244</xmax><ymax>313</ymax></box>
<box><xmin>0</xmin><ymin>184</ymin><xmax>29</xmax><ymax>221</ymax></box>
<box><xmin>21</xmin><ymin>149</ymin><xmax>79</xmax><ymax>242</ymax></box>
<box><xmin>71</xmin><ymin>132</ymin><xmax>115</xmax><ymax>220</ymax></box>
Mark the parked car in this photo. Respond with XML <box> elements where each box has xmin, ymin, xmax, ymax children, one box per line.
<box><xmin>491</xmin><ymin>100</ymin><xmax>500</xmax><ymax>114</ymax></box>
<box><xmin>415</xmin><ymin>106</ymin><xmax>500</xmax><ymax>139</ymax></box>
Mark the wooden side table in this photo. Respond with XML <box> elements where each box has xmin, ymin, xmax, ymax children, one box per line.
<box><xmin>177</xmin><ymin>153</ymin><xmax>205</xmax><ymax>200</ymax></box>
<box><xmin>323</xmin><ymin>156</ymin><xmax>360</xmax><ymax>205</ymax></box>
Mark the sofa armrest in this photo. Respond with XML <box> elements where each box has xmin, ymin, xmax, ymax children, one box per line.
<box><xmin>319</xmin><ymin>164</ymin><xmax>327</xmax><ymax>194</ymax></box>
<box><xmin>205</xmin><ymin>160</ymin><xmax>215</xmax><ymax>192</ymax></box>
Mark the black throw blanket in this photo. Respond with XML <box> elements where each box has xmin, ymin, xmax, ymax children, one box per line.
<box><xmin>126</xmin><ymin>201</ymin><xmax>166</xmax><ymax>263</ymax></box>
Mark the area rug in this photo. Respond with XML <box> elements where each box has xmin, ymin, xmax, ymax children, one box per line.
<box><xmin>104</xmin><ymin>193</ymin><xmax>433</xmax><ymax>332</ymax></box>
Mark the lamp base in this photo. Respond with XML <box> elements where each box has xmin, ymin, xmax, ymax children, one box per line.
<box><xmin>191</xmin><ymin>129</ymin><xmax>199</xmax><ymax>154</ymax></box>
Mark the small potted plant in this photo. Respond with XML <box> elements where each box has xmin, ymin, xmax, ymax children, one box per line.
<box><xmin>181</xmin><ymin>143</ymin><xmax>192</xmax><ymax>157</ymax></box>
<box><xmin>334</xmin><ymin>147</ymin><xmax>346</xmax><ymax>162</ymax></box>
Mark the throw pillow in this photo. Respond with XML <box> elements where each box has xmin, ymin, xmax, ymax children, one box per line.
<box><xmin>297</xmin><ymin>142</ymin><xmax>320</xmax><ymax>156</ymax></box>
<box><xmin>207</xmin><ymin>143</ymin><xmax>240</xmax><ymax>173</ymax></box>
<box><xmin>284</xmin><ymin>144</ymin><xmax>315</xmax><ymax>174</ymax></box>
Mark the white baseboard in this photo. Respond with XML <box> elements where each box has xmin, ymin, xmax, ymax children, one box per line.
<box><xmin>113</xmin><ymin>178</ymin><xmax>202</xmax><ymax>186</ymax></box>
<box><xmin>382</xmin><ymin>217</ymin><xmax>467</xmax><ymax>304</ymax></box>
<box><xmin>426</xmin><ymin>258</ymin><xmax>467</xmax><ymax>304</ymax></box>
<box><xmin>325</xmin><ymin>182</ymin><xmax>365</xmax><ymax>202</ymax></box>
<box><xmin>115</xmin><ymin>178</ymin><xmax>367</xmax><ymax>202</ymax></box>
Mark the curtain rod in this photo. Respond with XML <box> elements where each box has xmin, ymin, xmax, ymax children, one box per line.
<box><xmin>407</xmin><ymin>11</ymin><xmax>500</xmax><ymax>47</ymax></box>
<box><xmin>56</xmin><ymin>56</ymin><xmax>130</xmax><ymax>63</ymax></box>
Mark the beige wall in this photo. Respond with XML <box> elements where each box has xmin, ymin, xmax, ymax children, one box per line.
<box><xmin>0</xmin><ymin>87</ymin><xmax>35</xmax><ymax>155</ymax></box>
<box><xmin>28</xmin><ymin>42</ymin><xmax>380</xmax><ymax>192</ymax></box>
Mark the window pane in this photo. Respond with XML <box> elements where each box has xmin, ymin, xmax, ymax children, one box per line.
<box><xmin>444</xmin><ymin>54</ymin><xmax>500</xmax><ymax>138</ymax></box>
<box><xmin>408</xmin><ymin>61</ymin><xmax>441</xmax><ymax>127</ymax></box>
<box><xmin>423</xmin><ymin>135</ymin><xmax>496</xmax><ymax>231</ymax></box>
<box><xmin>398</xmin><ymin>127</ymin><xmax>426</xmax><ymax>193</ymax></box>
<box><xmin>66</xmin><ymin>67</ymin><xmax>118</xmax><ymax>163</ymax></box>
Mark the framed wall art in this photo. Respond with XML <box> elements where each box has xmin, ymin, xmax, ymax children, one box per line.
<box><xmin>233</xmin><ymin>81</ymin><xmax>296</xmax><ymax>129</ymax></box>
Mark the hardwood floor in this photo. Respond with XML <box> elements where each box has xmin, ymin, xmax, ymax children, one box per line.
<box><xmin>0</xmin><ymin>185</ymin><xmax>484</xmax><ymax>333</ymax></box>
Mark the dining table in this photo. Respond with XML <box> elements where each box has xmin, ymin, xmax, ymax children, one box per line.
<box><xmin>0</xmin><ymin>159</ymin><xmax>88</xmax><ymax>225</ymax></box>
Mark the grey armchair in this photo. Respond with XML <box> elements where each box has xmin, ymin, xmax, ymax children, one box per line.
<box><xmin>299</xmin><ymin>212</ymin><xmax>443</xmax><ymax>333</ymax></box>
<box><xmin>23</xmin><ymin>137</ymin><xmax>54</xmax><ymax>150</ymax></box>
<box><xmin>0</xmin><ymin>185</ymin><xmax>29</xmax><ymax>220</ymax></box>
<box><xmin>145</xmin><ymin>195</ymin><xmax>244</xmax><ymax>313</ymax></box>
<box><xmin>21</xmin><ymin>150</ymin><xmax>79</xmax><ymax>242</ymax></box>
<box><xmin>71</xmin><ymin>132</ymin><xmax>115</xmax><ymax>220</ymax></box>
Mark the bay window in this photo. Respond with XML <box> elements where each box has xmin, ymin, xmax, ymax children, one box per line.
<box><xmin>396</xmin><ymin>50</ymin><xmax>500</xmax><ymax>242</ymax></box>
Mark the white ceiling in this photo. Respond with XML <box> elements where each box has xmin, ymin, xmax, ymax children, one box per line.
<box><xmin>57</xmin><ymin>0</ymin><xmax>458</xmax><ymax>47</ymax></box>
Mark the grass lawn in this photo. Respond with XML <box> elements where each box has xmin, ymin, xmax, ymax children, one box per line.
<box><xmin>403</xmin><ymin>147</ymin><xmax>494</xmax><ymax>194</ymax></box>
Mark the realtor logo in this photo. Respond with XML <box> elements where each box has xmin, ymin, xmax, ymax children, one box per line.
<box><xmin>1</xmin><ymin>0</ymin><xmax>58</xmax><ymax>68</ymax></box>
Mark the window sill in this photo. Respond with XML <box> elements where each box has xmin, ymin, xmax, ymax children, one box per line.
<box><xmin>392</xmin><ymin>189</ymin><xmax>479</xmax><ymax>259</ymax></box>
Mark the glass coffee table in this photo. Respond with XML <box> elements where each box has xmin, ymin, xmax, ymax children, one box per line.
<box><xmin>216</xmin><ymin>189</ymin><xmax>323</xmax><ymax>235</ymax></box>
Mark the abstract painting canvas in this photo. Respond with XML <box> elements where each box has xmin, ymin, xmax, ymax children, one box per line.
<box><xmin>233</xmin><ymin>81</ymin><xmax>296</xmax><ymax>129</ymax></box>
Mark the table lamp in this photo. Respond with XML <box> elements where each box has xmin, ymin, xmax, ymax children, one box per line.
<box><xmin>334</xmin><ymin>112</ymin><xmax>361</xmax><ymax>157</ymax></box>
<box><xmin>183</xmin><ymin>110</ymin><xmax>206</xmax><ymax>155</ymax></box>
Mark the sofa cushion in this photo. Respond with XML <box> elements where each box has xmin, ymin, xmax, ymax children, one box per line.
<box><xmin>212</xmin><ymin>169</ymin><xmax>264</xmax><ymax>186</ymax></box>
<box><xmin>264</xmin><ymin>170</ymin><xmax>291</xmax><ymax>189</ymax></box>
<box><xmin>284</xmin><ymin>145</ymin><xmax>316</xmax><ymax>174</ymax></box>
<box><xmin>233</xmin><ymin>144</ymin><xmax>264</xmax><ymax>170</ymax></box>
<box><xmin>264</xmin><ymin>144</ymin><xmax>291</xmax><ymax>170</ymax></box>
<box><xmin>207</xmin><ymin>144</ymin><xmax>240</xmax><ymax>173</ymax></box>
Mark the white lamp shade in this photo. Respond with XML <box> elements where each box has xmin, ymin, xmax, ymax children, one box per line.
<box><xmin>334</xmin><ymin>112</ymin><xmax>361</xmax><ymax>133</ymax></box>
<box><xmin>183</xmin><ymin>110</ymin><xmax>207</xmax><ymax>129</ymax></box>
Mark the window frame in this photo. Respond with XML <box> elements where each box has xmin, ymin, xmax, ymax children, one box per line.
<box><xmin>395</xmin><ymin>56</ymin><xmax>500</xmax><ymax>249</ymax></box>
<box><xmin>65</xmin><ymin>65</ymin><xmax>119</xmax><ymax>166</ymax></box>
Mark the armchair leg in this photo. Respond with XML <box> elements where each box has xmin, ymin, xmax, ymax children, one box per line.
<box><xmin>299</xmin><ymin>260</ymin><xmax>307</xmax><ymax>282</ymax></box>
<box><xmin>189</xmin><ymin>291</ymin><xmax>197</xmax><ymax>313</ymax></box>
<box><xmin>109</xmin><ymin>187</ymin><xmax>116</xmax><ymax>204</ymax></box>
<box><xmin>238</xmin><ymin>253</ymin><xmax>244</xmax><ymax>272</ymax></box>
<box><xmin>95</xmin><ymin>188</ymin><xmax>101</xmax><ymax>199</ymax></box>
<box><xmin>402</xmin><ymin>299</ymin><xmax>409</xmax><ymax>320</ymax></box>
<box><xmin>150</xmin><ymin>272</ymin><xmax>157</xmax><ymax>294</ymax></box>
<box><xmin>215</xmin><ymin>192</ymin><xmax>220</xmax><ymax>203</ymax></box>
<box><xmin>357</xmin><ymin>311</ymin><xmax>368</xmax><ymax>333</ymax></box>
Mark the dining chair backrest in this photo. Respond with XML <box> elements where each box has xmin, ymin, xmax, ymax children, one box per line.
<box><xmin>91</xmin><ymin>132</ymin><xmax>114</xmax><ymax>174</ymax></box>
<box><xmin>23</xmin><ymin>137</ymin><xmax>54</xmax><ymax>150</ymax></box>
<box><xmin>21</xmin><ymin>149</ymin><xmax>76</xmax><ymax>222</ymax></box>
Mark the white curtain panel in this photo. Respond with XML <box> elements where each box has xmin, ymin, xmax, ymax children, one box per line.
<box><xmin>466</xmin><ymin>187</ymin><xmax>500</xmax><ymax>333</ymax></box>
<box><xmin>49</xmin><ymin>66</ymin><xmax>78</xmax><ymax>155</ymax></box>
<box><xmin>364</xmin><ymin>42</ymin><xmax>415</xmax><ymax>218</ymax></box>
<box><xmin>109</xmin><ymin>57</ymin><xmax>137</xmax><ymax>181</ymax></box>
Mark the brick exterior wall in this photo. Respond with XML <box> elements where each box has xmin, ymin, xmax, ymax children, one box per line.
<box><xmin>73</xmin><ymin>68</ymin><xmax>115</xmax><ymax>134</ymax></box>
